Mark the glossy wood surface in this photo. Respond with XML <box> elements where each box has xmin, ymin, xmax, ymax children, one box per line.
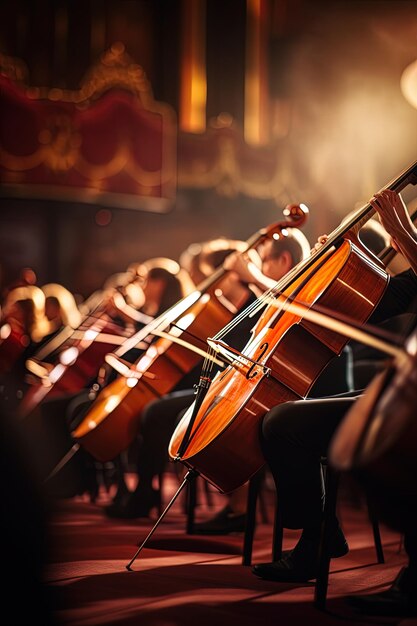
<box><xmin>18</xmin><ymin>313</ymin><xmax>125</xmax><ymax>418</ymax></box>
<box><xmin>71</xmin><ymin>210</ymin><xmax>310</xmax><ymax>462</ymax></box>
<box><xmin>330</xmin><ymin>348</ymin><xmax>417</xmax><ymax>492</ymax></box>
<box><xmin>72</xmin><ymin>293</ymin><xmax>233</xmax><ymax>461</ymax></box>
<box><xmin>169</xmin><ymin>240</ymin><xmax>388</xmax><ymax>493</ymax></box>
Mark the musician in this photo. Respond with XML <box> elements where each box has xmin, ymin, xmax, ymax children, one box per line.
<box><xmin>192</xmin><ymin>222</ymin><xmax>390</xmax><ymax>535</ymax></box>
<box><xmin>24</xmin><ymin>263</ymin><xmax>188</xmax><ymax>501</ymax></box>
<box><xmin>105</xmin><ymin>230</ymin><xmax>311</xmax><ymax>519</ymax></box>
<box><xmin>0</xmin><ymin>286</ymin><xmax>59</xmax><ymax>408</ymax></box>
<box><xmin>251</xmin><ymin>189</ymin><xmax>417</xmax><ymax>616</ymax></box>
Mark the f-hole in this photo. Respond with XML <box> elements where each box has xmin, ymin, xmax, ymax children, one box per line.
<box><xmin>246</xmin><ymin>342</ymin><xmax>269</xmax><ymax>380</ymax></box>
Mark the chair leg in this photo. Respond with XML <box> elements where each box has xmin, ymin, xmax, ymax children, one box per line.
<box><xmin>272</xmin><ymin>498</ymin><xmax>283</xmax><ymax>561</ymax></box>
<box><xmin>366</xmin><ymin>494</ymin><xmax>384</xmax><ymax>564</ymax></box>
<box><xmin>242</xmin><ymin>469</ymin><xmax>262</xmax><ymax>565</ymax></box>
<box><xmin>157</xmin><ymin>473</ymin><xmax>164</xmax><ymax>516</ymax></box>
<box><xmin>202</xmin><ymin>479</ymin><xmax>214</xmax><ymax>508</ymax></box>
<box><xmin>186</xmin><ymin>475</ymin><xmax>197</xmax><ymax>534</ymax></box>
<box><xmin>257</xmin><ymin>469</ymin><xmax>269</xmax><ymax>524</ymax></box>
<box><xmin>314</xmin><ymin>467</ymin><xmax>340</xmax><ymax>610</ymax></box>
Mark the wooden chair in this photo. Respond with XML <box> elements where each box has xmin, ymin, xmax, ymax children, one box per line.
<box><xmin>243</xmin><ymin>459</ymin><xmax>385</xmax><ymax>610</ymax></box>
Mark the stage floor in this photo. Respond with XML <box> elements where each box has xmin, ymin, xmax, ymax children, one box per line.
<box><xmin>30</xmin><ymin>474</ymin><xmax>416</xmax><ymax>626</ymax></box>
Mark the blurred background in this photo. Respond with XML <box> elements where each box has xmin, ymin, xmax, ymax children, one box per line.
<box><xmin>1</xmin><ymin>0</ymin><xmax>417</xmax><ymax>298</ymax></box>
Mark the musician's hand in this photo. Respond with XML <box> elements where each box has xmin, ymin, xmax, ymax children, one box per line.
<box><xmin>369</xmin><ymin>190</ymin><xmax>413</xmax><ymax>242</ymax></box>
<box><xmin>311</xmin><ymin>234</ymin><xmax>329</xmax><ymax>253</ymax></box>
<box><xmin>389</xmin><ymin>237</ymin><xmax>401</xmax><ymax>254</ymax></box>
<box><xmin>370</xmin><ymin>190</ymin><xmax>417</xmax><ymax>274</ymax></box>
<box><xmin>223</xmin><ymin>249</ymin><xmax>262</xmax><ymax>284</ymax></box>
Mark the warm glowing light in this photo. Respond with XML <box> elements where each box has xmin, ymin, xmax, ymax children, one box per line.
<box><xmin>112</xmin><ymin>291</ymin><xmax>127</xmax><ymax>309</ymax></box>
<box><xmin>136</xmin><ymin>344</ymin><xmax>159</xmax><ymax>372</ymax></box>
<box><xmin>42</xmin><ymin>283</ymin><xmax>82</xmax><ymax>328</ymax></box>
<box><xmin>180</xmin><ymin>0</ymin><xmax>207</xmax><ymax>133</ymax></box>
<box><xmin>136</xmin><ymin>354</ymin><xmax>153</xmax><ymax>371</ymax></box>
<box><xmin>245</xmin><ymin>0</ymin><xmax>269</xmax><ymax>145</ymax></box>
<box><xmin>87</xmin><ymin>420</ymin><xmax>98</xmax><ymax>430</ymax></box>
<box><xmin>59</xmin><ymin>346</ymin><xmax>79</xmax><ymax>365</ymax></box>
<box><xmin>49</xmin><ymin>364</ymin><xmax>66</xmax><ymax>383</ymax></box>
<box><xmin>126</xmin><ymin>377</ymin><xmax>138</xmax><ymax>388</ymax></box>
<box><xmin>105</xmin><ymin>354</ymin><xmax>131</xmax><ymax>377</ymax></box>
<box><xmin>406</xmin><ymin>332</ymin><xmax>417</xmax><ymax>356</ymax></box>
<box><xmin>26</xmin><ymin>358</ymin><xmax>50</xmax><ymax>379</ymax></box>
<box><xmin>0</xmin><ymin>323</ymin><xmax>11</xmax><ymax>340</ymax></box>
<box><xmin>104</xmin><ymin>396</ymin><xmax>120</xmax><ymax>413</ymax></box>
<box><xmin>84</xmin><ymin>329</ymin><xmax>99</xmax><ymax>341</ymax></box>
<box><xmin>401</xmin><ymin>59</ymin><xmax>417</xmax><ymax>110</ymax></box>
<box><xmin>175</xmin><ymin>313</ymin><xmax>196</xmax><ymax>331</ymax></box>
<box><xmin>124</xmin><ymin>283</ymin><xmax>145</xmax><ymax>309</ymax></box>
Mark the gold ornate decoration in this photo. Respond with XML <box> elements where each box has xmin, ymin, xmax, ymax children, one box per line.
<box><xmin>0</xmin><ymin>44</ymin><xmax>177</xmax><ymax>211</ymax></box>
<box><xmin>1</xmin><ymin>42</ymin><xmax>160</xmax><ymax>107</ymax></box>
<box><xmin>178</xmin><ymin>112</ymin><xmax>296</xmax><ymax>200</ymax></box>
<box><xmin>1</xmin><ymin>46</ymin><xmax>297</xmax><ymax>204</ymax></box>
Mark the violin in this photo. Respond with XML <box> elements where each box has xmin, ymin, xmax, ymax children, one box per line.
<box><xmin>70</xmin><ymin>206</ymin><xmax>309</xmax><ymax>463</ymax></box>
<box><xmin>168</xmin><ymin>159</ymin><xmax>417</xmax><ymax>494</ymax></box>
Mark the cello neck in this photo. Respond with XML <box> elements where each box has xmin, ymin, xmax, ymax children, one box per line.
<box><xmin>335</xmin><ymin>157</ymin><xmax>417</xmax><ymax>239</ymax></box>
<box><xmin>113</xmin><ymin>205</ymin><xmax>310</xmax><ymax>357</ymax></box>
<box><xmin>195</xmin><ymin>204</ymin><xmax>309</xmax><ymax>295</ymax></box>
<box><xmin>271</xmin><ymin>158</ymin><xmax>417</xmax><ymax>297</ymax></box>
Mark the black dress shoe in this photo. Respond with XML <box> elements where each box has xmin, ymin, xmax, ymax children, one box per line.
<box><xmin>193</xmin><ymin>505</ymin><xmax>246</xmax><ymax>535</ymax></box>
<box><xmin>252</xmin><ymin>527</ymin><xmax>349</xmax><ymax>583</ymax></box>
<box><xmin>347</xmin><ymin>567</ymin><xmax>417</xmax><ymax>617</ymax></box>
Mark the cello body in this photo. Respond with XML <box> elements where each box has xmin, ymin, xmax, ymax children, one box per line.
<box><xmin>72</xmin><ymin>292</ymin><xmax>233</xmax><ymax>461</ymax></box>
<box><xmin>16</xmin><ymin>269</ymin><xmax>154</xmax><ymax>418</ymax></box>
<box><xmin>169</xmin><ymin>239</ymin><xmax>388</xmax><ymax>493</ymax></box>
<box><xmin>329</xmin><ymin>330</ymin><xmax>417</xmax><ymax>532</ymax></box>
<box><xmin>71</xmin><ymin>206</ymin><xmax>310</xmax><ymax>462</ymax></box>
<box><xmin>18</xmin><ymin>311</ymin><xmax>129</xmax><ymax>418</ymax></box>
<box><xmin>169</xmin><ymin>158</ymin><xmax>417</xmax><ymax>494</ymax></box>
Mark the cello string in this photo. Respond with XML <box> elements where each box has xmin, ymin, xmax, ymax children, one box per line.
<box><xmin>267</xmin><ymin>294</ymin><xmax>407</xmax><ymax>359</ymax></box>
<box><xmin>32</xmin><ymin>285</ymin><xmax>133</xmax><ymax>359</ymax></box>
<box><xmin>176</xmin><ymin>216</ymin><xmax>400</xmax><ymax>385</ymax></box>
<box><xmin>103</xmin><ymin>208</ymin><xmax>308</xmax><ymax>362</ymax></box>
<box><xmin>207</xmin><ymin>293</ymin><xmax>408</xmax><ymax>374</ymax></box>
<box><xmin>149</xmin><ymin>329</ymin><xmax>225</xmax><ymax>367</ymax></box>
<box><xmin>112</xmin><ymin>290</ymin><xmax>204</xmax><ymax>356</ymax></box>
<box><xmin>174</xmin><ymin>161</ymin><xmax>417</xmax><ymax>463</ymax></box>
<box><xmin>211</xmin><ymin>244</ymin><xmax>335</xmax><ymax>342</ymax></box>
<box><xmin>211</xmin><ymin>157</ymin><xmax>417</xmax><ymax>342</ymax></box>
<box><xmin>178</xmin><ymin>294</ymin><xmax>409</xmax><ymax>459</ymax></box>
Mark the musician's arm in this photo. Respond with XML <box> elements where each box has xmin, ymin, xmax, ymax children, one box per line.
<box><xmin>370</xmin><ymin>190</ymin><xmax>417</xmax><ymax>276</ymax></box>
<box><xmin>223</xmin><ymin>249</ymin><xmax>277</xmax><ymax>291</ymax></box>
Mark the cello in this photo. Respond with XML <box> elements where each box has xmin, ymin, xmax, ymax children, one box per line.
<box><xmin>0</xmin><ymin>281</ymin><xmax>82</xmax><ymax>375</ymax></box>
<box><xmin>70</xmin><ymin>206</ymin><xmax>309</xmax><ymax>463</ymax></box>
<box><xmin>168</xmin><ymin>159</ymin><xmax>417</xmax><ymax>495</ymax></box>
<box><xmin>0</xmin><ymin>285</ymin><xmax>48</xmax><ymax>377</ymax></box>
<box><xmin>329</xmin><ymin>325</ymin><xmax>417</xmax><ymax>533</ymax></box>
<box><xmin>17</xmin><ymin>269</ymin><xmax>153</xmax><ymax>418</ymax></box>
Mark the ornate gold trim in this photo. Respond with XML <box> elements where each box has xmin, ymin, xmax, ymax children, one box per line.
<box><xmin>178</xmin><ymin>113</ymin><xmax>295</xmax><ymax>200</ymax></box>
<box><xmin>0</xmin><ymin>44</ymin><xmax>177</xmax><ymax>211</ymax></box>
<box><xmin>1</xmin><ymin>42</ymin><xmax>168</xmax><ymax>111</ymax></box>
